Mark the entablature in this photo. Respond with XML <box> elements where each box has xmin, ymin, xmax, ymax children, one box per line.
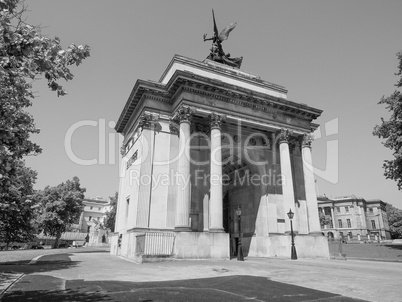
<box><xmin>115</xmin><ymin>57</ymin><xmax>323</xmax><ymax>134</ymax></box>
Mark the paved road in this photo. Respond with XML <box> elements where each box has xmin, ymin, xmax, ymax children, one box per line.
<box><xmin>1</xmin><ymin>253</ymin><xmax>365</xmax><ymax>302</ymax></box>
<box><xmin>2</xmin><ymin>250</ymin><xmax>401</xmax><ymax>301</ymax></box>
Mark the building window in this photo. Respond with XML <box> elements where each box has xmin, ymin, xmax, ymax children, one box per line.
<box><xmin>90</xmin><ymin>206</ymin><xmax>93</xmax><ymax>210</ymax></box>
<box><xmin>345</xmin><ymin>206</ymin><xmax>349</xmax><ymax>213</ymax></box>
<box><xmin>89</xmin><ymin>216</ymin><xmax>92</xmax><ymax>221</ymax></box>
<box><xmin>98</xmin><ymin>207</ymin><xmax>101</xmax><ymax>210</ymax></box>
<box><xmin>338</xmin><ymin>219</ymin><xmax>343</xmax><ymax>228</ymax></box>
<box><xmin>371</xmin><ymin>220</ymin><xmax>376</xmax><ymax>229</ymax></box>
<box><xmin>336</xmin><ymin>207</ymin><xmax>340</xmax><ymax>213</ymax></box>
<box><xmin>347</xmin><ymin>219</ymin><xmax>351</xmax><ymax>228</ymax></box>
<box><xmin>369</xmin><ymin>208</ymin><xmax>373</xmax><ymax>214</ymax></box>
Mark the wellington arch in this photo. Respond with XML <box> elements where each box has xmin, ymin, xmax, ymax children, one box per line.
<box><xmin>110</xmin><ymin>55</ymin><xmax>330</xmax><ymax>261</ymax></box>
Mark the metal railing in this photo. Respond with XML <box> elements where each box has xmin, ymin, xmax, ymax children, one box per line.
<box><xmin>136</xmin><ymin>232</ymin><xmax>176</xmax><ymax>256</ymax></box>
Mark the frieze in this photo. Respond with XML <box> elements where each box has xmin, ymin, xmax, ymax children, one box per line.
<box><xmin>185</xmin><ymin>81</ymin><xmax>295</xmax><ymax>118</ymax></box>
<box><xmin>181</xmin><ymin>84</ymin><xmax>311</xmax><ymax>122</ymax></box>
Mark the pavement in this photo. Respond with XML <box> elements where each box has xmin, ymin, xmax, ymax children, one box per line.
<box><xmin>1</xmin><ymin>248</ymin><xmax>402</xmax><ymax>302</ymax></box>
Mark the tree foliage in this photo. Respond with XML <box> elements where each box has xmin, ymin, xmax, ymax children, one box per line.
<box><xmin>385</xmin><ymin>203</ymin><xmax>402</xmax><ymax>239</ymax></box>
<box><xmin>34</xmin><ymin>177</ymin><xmax>86</xmax><ymax>248</ymax></box>
<box><xmin>373</xmin><ymin>51</ymin><xmax>402</xmax><ymax>190</ymax></box>
<box><xmin>103</xmin><ymin>192</ymin><xmax>118</xmax><ymax>232</ymax></box>
<box><xmin>319</xmin><ymin>212</ymin><xmax>332</xmax><ymax>228</ymax></box>
<box><xmin>0</xmin><ymin>0</ymin><xmax>90</xmax><ymax>181</ymax></box>
<box><xmin>0</xmin><ymin>0</ymin><xmax>90</xmax><ymax>243</ymax></box>
<box><xmin>0</xmin><ymin>160</ymin><xmax>37</xmax><ymax>249</ymax></box>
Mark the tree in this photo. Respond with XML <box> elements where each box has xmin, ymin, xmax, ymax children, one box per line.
<box><xmin>0</xmin><ymin>160</ymin><xmax>37</xmax><ymax>249</ymax></box>
<box><xmin>103</xmin><ymin>192</ymin><xmax>118</xmax><ymax>232</ymax></box>
<box><xmin>319</xmin><ymin>212</ymin><xmax>332</xmax><ymax>229</ymax></box>
<box><xmin>373</xmin><ymin>51</ymin><xmax>402</xmax><ymax>189</ymax></box>
<box><xmin>34</xmin><ymin>177</ymin><xmax>86</xmax><ymax>248</ymax></box>
<box><xmin>0</xmin><ymin>0</ymin><xmax>90</xmax><ymax>172</ymax></box>
<box><xmin>0</xmin><ymin>0</ymin><xmax>90</xmax><ymax>242</ymax></box>
<box><xmin>385</xmin><ymin>203</ymin><xmax>402</xmax><ymax>239</ymax></box>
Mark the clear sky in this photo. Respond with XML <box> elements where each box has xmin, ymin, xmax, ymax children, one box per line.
<box><xmin>23</xmin><ymin>0</ymin><xmax>402</xmax><ymax>208</ymax></box>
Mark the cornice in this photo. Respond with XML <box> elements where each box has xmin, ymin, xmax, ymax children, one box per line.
<box><xmin>115</xmin><ymin>64</ymin><xmax>323</xmax><ymax>134</ymax></box>
<box><xmin>159</xmin><ymin>55</ymin><xmax>288</xmax><ymax>95</ymax></box>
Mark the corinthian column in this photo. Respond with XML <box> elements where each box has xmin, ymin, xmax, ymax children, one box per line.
<box><xmin>136</xmin><ymin>113</ymin><xmax>159</xmax><ymax>228</ymax></box>
<box><xmin>302</xmin><ymin>133</ymin><xmax>321</xmax><ymax>234</ymax></box>
<box><xmin>174</xmin><ymin>106</ymin><xmax>195</xmax><ymax>231</ymax></box>
<box><xmin>278</xmin><ymin>128</ymin><xmax>297</xmax><ymax>233</ymax></box>
<box><xmin>209</xmin><ymin>113</ymin><xmax>226</xmax><ymax>232</ymax></box>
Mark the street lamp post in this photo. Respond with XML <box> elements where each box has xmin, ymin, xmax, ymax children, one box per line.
<box><xmin>235</xmin><ymin>206</ymin><xmax>244</xmax><ymax>261</ymax></box>
<box><xmin>287</xmin><ymin>209</ymin><xmax>297</xmax><ymax>260</ymax></box>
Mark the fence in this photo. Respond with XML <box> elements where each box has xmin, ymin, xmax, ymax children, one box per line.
<box><xmin>136</xmin><ymin>232</ymin><xmax>176</xmax><ymax>256</ymax></box>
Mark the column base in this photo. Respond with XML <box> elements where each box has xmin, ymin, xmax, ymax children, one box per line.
<box><xmin>209</xmin><ymin>228</ymin><xmax>225</xmax><ymax>233</ymax></box>
<box><xmin>174</xmin><ymin>226</ymin><xmax>191</xmax><ymax>232</ymax></box>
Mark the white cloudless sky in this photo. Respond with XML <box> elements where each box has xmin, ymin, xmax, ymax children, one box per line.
<box><xmin>23</xmin><ymin>0</ymin><xmax>402</xmax><ymax>208</ymax></box>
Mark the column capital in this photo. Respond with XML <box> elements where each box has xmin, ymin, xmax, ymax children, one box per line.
<box><xmin>169</xmin><ymin>119</ymin><xmax>180</xmax><ymax>136</ymax></box>
<box><xmin>277</xmin><ymin>128</ymin><xmax>291</xmax><ymax>144</ymax></box>
<box><xmin>139</xmin><ymin>112</ymin><xmax>159</xmax><ymax>130</ymax></box>
<box><xmin>174</xmin><ymin>105</ymin><xmax>196</xmax><ymax>124</ymax></box>
<box><xmin>120</xmin><ymin>145</ymin><xmax>126</xmax><ymax>156</ymax></box>
<box><xmin>209</xmin><ymin>112</ymin><xmax>226</xmax><ymax>129</ymax></box>
<box><xmin>302</xmin><ymin>133</ymin><xmax>314</xmax><ymax>148</ymax></box>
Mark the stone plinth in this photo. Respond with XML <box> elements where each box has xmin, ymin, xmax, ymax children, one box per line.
<box><xmin>175</xmin><ymin>232</ymin><xmax>230</xmax><ymax>259</ymax></box>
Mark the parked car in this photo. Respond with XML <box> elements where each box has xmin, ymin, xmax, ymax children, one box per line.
<box><xmin>31</xmin><ymin>245</ymin><xmax>44</xmax><ymax>249</ymax></box>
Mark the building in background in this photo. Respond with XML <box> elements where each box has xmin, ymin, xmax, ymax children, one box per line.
<box><xmin>317</xmin><ymin>195</ymin><xmax>391</xmax><ymax>241</ymax></box>
<box><xmin>75</xmin><ymin>197</ymin><xmax>111</xmax><ymax>233</ymax></box>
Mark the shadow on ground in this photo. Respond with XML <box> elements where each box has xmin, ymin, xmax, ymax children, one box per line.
<box><xmin>384</xmin><ymin>244</ymin><xmax>402</xmax><ymax>251</ymax></box>
<box><xmin>3</xmin><ymin>275</ymin><xmax>368</xmax><ymax>302</ymax></box>
<box><xmin>0</xmin><ymin>253</ymin><xmax>79</xmax><ymax>274</ymax></box>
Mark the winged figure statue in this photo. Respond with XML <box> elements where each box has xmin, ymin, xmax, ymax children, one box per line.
<box><xmin>203</xmin><ymin>10</ymin><xmax>243</xmax><ymax>68</ymax></box>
